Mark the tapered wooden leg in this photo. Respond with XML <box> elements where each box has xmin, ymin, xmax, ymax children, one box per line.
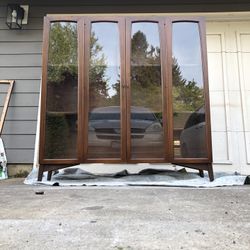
<box><xmin>199</xmin><ymin>170</ymin><xmax>204</xmax><ymax>178</ymax></box>
<box><xmin>38</xmin><ymin>165</ymin><xmax>44</xmax><ymax>181</ymax></box>
<box><xmin>47</xmin><ymin>171</ymin><xmax>52</xmax><ymax>181</ymax></box>
<box><xmin>208</xmin><ymin>164</ymin><xmax>214</xmax><ymax>182</ymax></box>
<box><xmin>172</xmin><ymin>163</ymin><xmax>214</xmax><ymax>182</ymax></box>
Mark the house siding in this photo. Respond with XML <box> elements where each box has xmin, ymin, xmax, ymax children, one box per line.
<box><xmin>0</xmin><ymin>5</ymin><xmax>43</xmax><ymax>163</ymax></box>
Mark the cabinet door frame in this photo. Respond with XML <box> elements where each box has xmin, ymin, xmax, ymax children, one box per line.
<box><xmin>83</xmin><ymin>17</ymin><xmax>126</xmax><ymax>163</ymax></box>
<box><xmin>125</xmin><ymin>16</ymin><xmax>168</xmax><ymax>163</ymax></box>
<box><xmin>39</xmin><ymin>16</ymin><xmax>83</xmax><ymax>165</ymax></box>
<box><xmin>167</xmin><ymin>17</ymin><xmax>212</xmax><ymax>164</ymax></box>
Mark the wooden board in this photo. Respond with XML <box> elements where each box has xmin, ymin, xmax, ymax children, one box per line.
<box><xmin>0</xmin><ymin>80</ymin><xmax>14</xmax><ymax>135</ymax></box>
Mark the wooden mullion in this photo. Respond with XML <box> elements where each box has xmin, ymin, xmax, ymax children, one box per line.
<box><xmin>78</xmin><ymin>17</ymin><xmax>85</xmax><ymax>162</ymax></box>
<box><xmin>120</xmin><ymin>17</ymin><xmax>127</xmax><ymax>162</ymax></box>
<box><xmin>165</xmin><ymin>18</ymin><xmax>174</xmax><ymax>162</ymax></box>
<box><xmin>159</xmin><ymin>18</ymin><xmax>168</xmax><ymax>161</ymax></box>
<box><xmin>83</xmin><ymin>17</ymin><xmax>91</xmax><ymax>161</ymax></box>
<box><xmin>125</xmin><ymin>18</ymin><xmax>132</xmax><ymax>161</ymax></box>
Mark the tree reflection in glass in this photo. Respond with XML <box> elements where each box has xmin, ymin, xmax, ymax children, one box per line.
<box><xmin>45</xmin><ymin>22</ymin><xmax>78</xmax><ymax>159</ymax></box>
<box><xmin>130</xmin><ymin>22</ymin><xmax>164</xmax><ymax>159</ymax></box>
<box><xmin>172</xmin><ymin>22</ymin><xmax>207</xmax><ymax>158</ymax></box>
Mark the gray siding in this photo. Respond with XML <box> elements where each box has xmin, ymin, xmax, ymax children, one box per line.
<box><xmin>0</xmin><ymin>3</ymin><xmax>42</xmax><ymax>163</ymax></box>
<box><xmin>1</xmin><ymin>1</ymin><xmax>250</xmax><ymax>163</ymax></box>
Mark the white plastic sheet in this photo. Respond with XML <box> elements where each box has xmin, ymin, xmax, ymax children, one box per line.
<box><xmin>24</xmin><ymin>166</ymin><xmax>248</xmax><ymax>188</ymax></box>
<box><xmin>0</xmin><ymin>138</ymin><xmax>8</xmax><ymax>180</ymax></box>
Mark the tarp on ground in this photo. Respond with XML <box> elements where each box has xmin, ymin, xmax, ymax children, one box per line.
<box><xmin>24</xmin><ymin>167</ymin><xmax>249</xmax><ymax>188</ymax></box>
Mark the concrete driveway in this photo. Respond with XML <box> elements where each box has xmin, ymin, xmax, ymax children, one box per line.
<box><xmin>0</xmin><ymin>178</ymin><xmax>249</xmax><ymax>250</ymax></box>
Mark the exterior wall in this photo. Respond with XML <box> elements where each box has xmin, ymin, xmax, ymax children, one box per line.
<box><xmin>207</xmin><ymin>22</ymin><xmax>250</xmax><ymax>174</ymax></box>
<box><xmin>0</xmin><ymin>3</ymin><xmax>249</xmax><ymax>173</ymax></box>
<box><xmin>0</xmin><ymin>6</ymin><xmax>42</xmax><ymax>163</ymax></box>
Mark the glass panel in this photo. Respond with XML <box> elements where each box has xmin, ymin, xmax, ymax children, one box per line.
<box><xmin>172</xmin><ymin>22</ymin><xmax>207</xmax><ymax>158</ymax></box>
<box><xmin>87</xmin><ymin>22</ymin><xmax>121</xmax><ymax>159</ymax></box>
<box><xmin>44</xmin><ymin>22</ymin><xmax>78</xmax><ymax>159</ymax></box>
<box><xmin>130</xmin><ymin>22</ymin><xmax>164</xmax><ymax>159</ymax></box>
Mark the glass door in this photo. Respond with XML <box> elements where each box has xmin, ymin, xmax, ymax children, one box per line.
<box><xmin>126</xmin><ymin>18</ymin><xmax>167</xmax><ymax>162</ymax></box>
<box><xmin>83</xmin><ymin>17</ymin><xmax>167</xmax><ymax>162</ymax></box>
<box><xmin>39</xmin><ymin>17</ymin><xmax>82</xmax><ymax>165</ymax></box>
<box><xmin>169</xmin><ymin>19</ymin><xmax>212</xmax><ymax>164</ymax></box>
<box><xmin>84</xmin><ymin>18</ymin><xmax>126</xmax><ymax>162</ymax></box>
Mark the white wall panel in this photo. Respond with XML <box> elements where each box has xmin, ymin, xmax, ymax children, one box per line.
<box><xmin>228</xmin><ymin>91</ymin><xmax>244</xmax><ymax>132</ymax></box>
<box><xmin>240</xmin><ymin>34</ymin><xmax>250</xmax><ymax>52</ymax></box>
<box><xmin>207</xmin><ymin>34</ymin><xmax>222</xmax><ymax>52</ymax></box>
<box><xmin>207</xmin><ymin>21</ymin><xmax>250</xmax><ymax>173</ymax></box>
<box><xmin>241</xmin><ymin>53</ymin><xmax>250</xmax><ymax>91</ymax></box>
<box><xmin>246</xmin><ymin>132</ymin><xmax>250</xmax><ymax>164</ymax></box>
<box><xmin>209</xmin><ymin>91</ymin><xmax>227</xmax><ymax>132</ymax></box>
<box><xmin>211</xmin><ymin>132</ymin><xmax>230</xmax><ymax>163</ymax></box>
<box><xmin>225</xmin><ymin>53</ymin><xmax>241</xmax><ymax>91</ymax></box>
<box><xmin>206</xmin><ymin>25</ymin><xmax>233</xmax><ymax>165</ymax></box>
<box><xmin>237</xmin><ymin>32</ymin><xmax>250</xmax><ymax>165</ymax></box>
<box><xmin>245</xmin><ymin>90</ymin><xmax>250</xmax><ymax>131</ymax></box>
<box><xmin>207</xmin><ymin>53</ymin><xmax>224</xmax><ymax>91</ymax></box>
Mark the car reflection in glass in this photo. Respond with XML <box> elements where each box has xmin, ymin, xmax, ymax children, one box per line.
<box><xmin>88</xmin><ymin>106</ymin><xmax>163</xmax><ymax>148</ymax></box>
<box><xmin>180</xmin><ymin>106</ymin><xmax>207</xmax><ymax>158</ymax></box>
